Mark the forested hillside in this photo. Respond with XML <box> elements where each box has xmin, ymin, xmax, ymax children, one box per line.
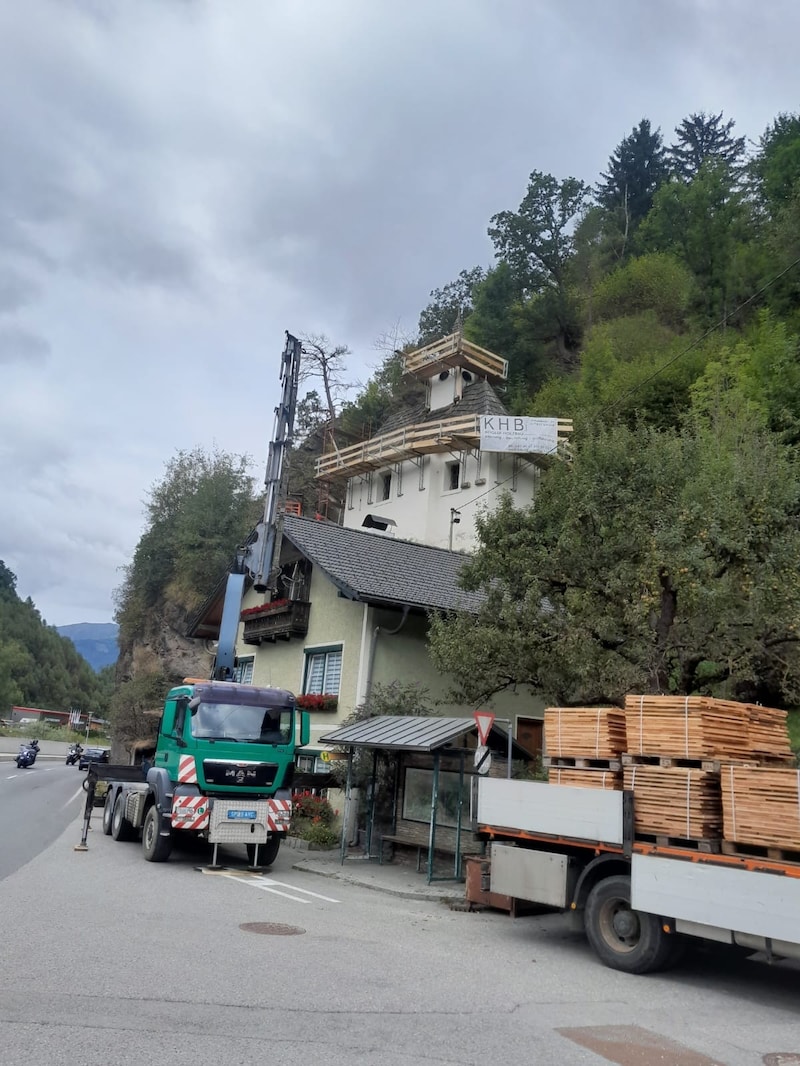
<box><xmin>115</xmin><ymin>108</ymin><xmax>800</xmax><ymax>719</ymax></box>
<box><xmin>425</xmin><ymin>111</ymin><xmax>800</xmax><ymax>707</ymax></box>
<box><xmin>0</xmin><ymin>562</ymin><xmax>111</xmax><ymax>718</ymax></box>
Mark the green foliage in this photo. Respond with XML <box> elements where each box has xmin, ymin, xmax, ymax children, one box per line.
<box><xmin>668</xmin><ymin>111</ymin><xmax>746</xmax><ymax>181</ymax></box>
<box><xmin>0</xmin><ymin>562</ymin><xmax>109</xmax><ymax>717</ymax></box>
<box><xmin>108</xmin><ymin>671</ymin><xmax>173</xmax><ymax>747</ymax></box>
<box><xmin>596</xmin><ymin>118</ymin><xmax>669</xmax><ymax>230</ymax></box>
<box><xmin>752</xmin><ymin>113</ymin><xmax>800</xmax><ymax>213</ymax></box>
<box><xmin>115</xmin><ymin>447</ymin><xmax>260</xmax><ymax>640</ymax></box>
<box><xmin>417</xmin><ymin>267</ymin><xmax>486</xmax><ymax>345</ymax></box>
<box><xmin>290</xmin><ymin>792</ymin><xmax>339</xmax><ymax>847</ymax></box>
<box><xmin>429</xmin><ymin>418</ymin><xmax>800</xmax><ymax>707</ymax></box>
<box><xmin>592</xmin><ymin>253</ymin><xmax>692</xmax><ymax>326</ymax></box>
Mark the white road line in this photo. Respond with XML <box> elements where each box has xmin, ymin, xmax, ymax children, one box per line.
<box><xmin>7</xmin><ymin>774</ymin><xmax>17</xmax><ymax>779</ymax></box>
<box><xmin>63</xmin><ymin>787</ymin><xmax>84</xmax><ymax>809</ymax></box>
<box><xmin>259</xmin><ymin>877</ymin><xmax>341</xmax><ymax>903</ymax></box>
<box><xmin>227</xmin><ymin>875</ymin><xmax>312</xmax><ymax>903</ymax></box>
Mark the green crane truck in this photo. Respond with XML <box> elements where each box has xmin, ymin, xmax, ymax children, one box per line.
<box><xmin>97</xmin><ymin>677</ymin><xmax>309</xmax><ymax>866</ymax></box>
<box><xmin>84</xmin><ymin>332</ymin><xmax>309</xmax><ymax>868</ymax></box>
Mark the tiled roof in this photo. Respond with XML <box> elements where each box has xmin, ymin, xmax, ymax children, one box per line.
<box><xmin>281</xmin><ymin>515</ymin><xmax>484</xmax><ymax>613</ymax></box>
<box><xmin>377</xmin><ymin>379</ymin><xmax>507</xmax><ymax>436</ymax></box>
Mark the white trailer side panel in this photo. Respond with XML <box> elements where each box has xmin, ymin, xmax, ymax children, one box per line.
<box><xmin>477</xmin><ymin>778</ymin><xmax>624</xmax><ymax>846</ymax></box>
<box><xmin>632</xmin><ymin>854</ymin><xmax>800</xmax><ymax>945</ymax></box>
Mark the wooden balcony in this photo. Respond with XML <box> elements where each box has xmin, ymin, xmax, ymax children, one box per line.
<box><xmin>241</xmin><ymin>601</ymin><xmax>311</xmax><ymax>644</ymax></box>
<box><xmin>315</xmin><ymin>414</ymin><xmax>573</xmax><ymax>479</ymax></box>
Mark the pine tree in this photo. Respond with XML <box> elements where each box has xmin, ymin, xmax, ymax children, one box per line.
<box><xmin>668</xmin><ymin>111</ymin><xmax>746</xmax><ymax>181</ymax></box>
<box><xmin>596</xmin><ymin>118</ymin><xmax>669</xmax><ymax>228</ymax></box>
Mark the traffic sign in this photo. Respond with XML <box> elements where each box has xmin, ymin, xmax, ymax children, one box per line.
<box><xmin>473</xmin><ymin>711</ymin><xmax>495</xmax><ymax>746</ymax></box>
<box><xmin>474</xmin><ymin>745</ymin><xmax>492</xmax><ymax>775</ymax></box>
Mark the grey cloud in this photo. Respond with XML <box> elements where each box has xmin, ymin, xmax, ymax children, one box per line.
<box><xmin>0</xmin><ymin>270</ymin><xmax>41</xmax><ymax>313</ymax></box>
<box><xmin>0</xmin><ymin>326</ymin><xmax>50</xmax><ymax>366</ymax></box>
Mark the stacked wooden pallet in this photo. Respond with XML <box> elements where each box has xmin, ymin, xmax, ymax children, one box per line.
<box><xmin>623</xmin><ymin>765</ymin><xmax>722</xmax><ymax>841</ymax></box>
<box><xmin>745</xmin><ymin>705</ymin><xmax>794</xmax><ymax>760</ymax></box>
<box><xmin>544</xmin><ymin>707</ymin><xmax>625</xmax><ymax>790</ymax></box>
<box><xmin>544</xmin><ymin>707</ymin><xmax>626</xmax><ymax>759</ymax></box>
<box><xmin>721</xmin><ymin>765</ymin><xmax>800</xmax><ymax>852</ymax></box>
<box><xmin>548</xmin><ymin>768</ymin><xmax>621</xmax><ymax>791</ymax></box>
<box><xmin>623</xmin><ymin>695</ymin><xmax>753</xmax><ymax>759</ymax></box>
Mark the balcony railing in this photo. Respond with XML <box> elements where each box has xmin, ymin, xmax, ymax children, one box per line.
<box><xmin>242</xmin><ymin>601</ymin><xmax>311</xmax><ymax>644</ymax></box>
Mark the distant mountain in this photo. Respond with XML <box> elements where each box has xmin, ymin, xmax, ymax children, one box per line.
<box><xmin>57</xmin><ymin>622</ymin><xmax>119</xmax><ymax>672</ymax></box>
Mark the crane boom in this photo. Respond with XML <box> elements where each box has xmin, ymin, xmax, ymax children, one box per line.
<box><xmin>212</xmin><ymin>331</ymin><xmax>302</xmax><ymax>681</ymax></box>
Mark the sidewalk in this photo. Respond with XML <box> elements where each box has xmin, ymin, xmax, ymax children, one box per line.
<box><xmin>288</xmin><ymin>842</ymin><xmax>467</xmax><ymax>902</ymax></box>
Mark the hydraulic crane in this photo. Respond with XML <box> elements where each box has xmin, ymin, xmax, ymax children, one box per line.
<box><xmin>212</xmin><ymin>331</ymin><xmax>301</xmax><ymax>681</ymax></box>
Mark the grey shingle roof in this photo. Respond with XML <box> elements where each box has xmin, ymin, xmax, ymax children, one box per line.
<box><xmin>281</xmin><ymin>515</ymin><xmax>484</xmax><ymax>613</ymax></box>
<box><xmin>377</xmin><ymin>379</ymin><xmax>508</xmax><ymax>436</ymax></box>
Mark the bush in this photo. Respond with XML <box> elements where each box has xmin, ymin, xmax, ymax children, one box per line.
<box><xmin>291</xmin><ymin>792</ymin><xmax>336</xmax><ymax>826</ymax></box>
<box><xmin>299</xmin><ymin>823</ymin><xmax>339</xmax><ymax>848</ymax></box>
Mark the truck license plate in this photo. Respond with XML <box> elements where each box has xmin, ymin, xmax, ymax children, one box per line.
<box><xmin>227</xmin><ymin>809</ymin><xmax>258</xmax><ymax>820</ymax></box>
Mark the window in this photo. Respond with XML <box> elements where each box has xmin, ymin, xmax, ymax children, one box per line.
<box><xmin>234</xmin><ymin>658</ymin><xmax>254</xmax><ymax>685</ymax></box>
<box><xmin>446</xmin><ymin>461</ymin><xmax>460</xmax><ymax>491</ymax></box>
<box><xmin>303</xmin><ymin>646</ymin><xmax>342</xmax><ymax>696</ymax></box>
<box><xmin>381</xmin><ymin>472</ymin><xmax>392</xmax><ymax>500</ymax></box>
<box><xmin>402</xmin><ymin>767</ymin><xmax>470</xmax><ymax>828</ymax></box>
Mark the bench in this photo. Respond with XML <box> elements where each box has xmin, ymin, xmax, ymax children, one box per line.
<box><xmin>379</xmin><ymin>825</ymin><xmax>484</xmax><ymax>873</ymax></box>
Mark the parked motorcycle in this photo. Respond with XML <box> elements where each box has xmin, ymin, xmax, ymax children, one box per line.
<box><xmin>16</xmin><ymin>740</ymin><xmax>39</xmax><ymax>768</ymax></box>
<box><xmin>66</xmin><ymin>743</ymin><xmax>83</xmax><ymax>766</ymax></box>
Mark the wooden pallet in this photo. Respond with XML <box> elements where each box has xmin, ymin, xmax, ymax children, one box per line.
<box><xmin>544</xmin><ymin>707</ymin><xmax>626</xmax><ymax>760</ymax></box>
<box><xmin>636</xmin><ymin>833</ymin><xmax>721</xmax><ymax>854</ymax></box>
<box><xmin>548</xmin><ymin>767</ymin><xmax>622</xmax><ymax>790</ymax></box>
<box><xmin>720</xmin><ymin>839</ymin><xmax>800</xmax><ymax>864</ymax></box>
<box><xmin>623</xmin><ymin>765</ymin><xmax>722</xmax><ymax>840</ymax></box>
<box><xmin>544</xmin><ymin>755</ymin><xmax>622</xmax><ymax>771</ymax></box>
<box><xmin>721</xmin><ymin>765</ymin><xmax>800</xmax><ymax>851</ymax></box>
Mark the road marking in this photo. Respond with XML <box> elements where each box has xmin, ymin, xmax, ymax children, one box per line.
<box><xmin>7</xmin><ymin>774</ymin><xmax>18</xmax><ymax>779</ymax></box>
<box><xmin>225</xmin><ymin>873</ymin><xmax>341</xmax><ymax>904</ymax></box>
<box><xmin>63</xmin><ymin>787</ymin><xmax>84</xmax><ymax>809</ymax></box>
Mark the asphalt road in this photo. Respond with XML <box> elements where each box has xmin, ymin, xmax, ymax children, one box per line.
<box><xmin>2</xmin><ymin>803</ymin><xmax>800</xmax><ymax>1066</ymax></box>
<box><xmin>0</xmin><ymin>746</ymin><xmax>87</xmax><ymax>882</ymax></box>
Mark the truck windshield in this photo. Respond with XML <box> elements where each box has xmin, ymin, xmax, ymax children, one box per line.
<box><xmin>190</xmin><ymin>702</ymin><xmax>292</xmax><ymax>744</ymax></box>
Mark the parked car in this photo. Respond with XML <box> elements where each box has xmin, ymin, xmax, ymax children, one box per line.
<box><xmin>78</xmin><ymin>746</ymin><xmax>110</xmax><ymax>772</ymax></box>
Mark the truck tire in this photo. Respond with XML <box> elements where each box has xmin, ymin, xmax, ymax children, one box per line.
<box><xmin>102</xmin><ymin>789</ymin><xmax>115</xmax><ymax>836</ymax></box>
<box><xmin>142</xmin><ymin>805</ymin><xmax>172</xmax><ymax>863</ymax></box>
<box><xmin>111</xmin><ymin>793</ymin><xmax>137</xmax><ymax>842</ymax></box>
<box><xmin>584</xmin><ymin>874</ymin><xmax>675</xmax><ymax>974</ymax></box>
<box><xmin>247</xmin><ymin>834</ymin><xmax>281</xmax><ymax>868</ymax></box>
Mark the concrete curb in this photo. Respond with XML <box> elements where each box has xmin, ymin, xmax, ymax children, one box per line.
<box><xmin>290</xmin><ymin>856</ymin><xmax>465</xmax><ymax>903</ymax></box>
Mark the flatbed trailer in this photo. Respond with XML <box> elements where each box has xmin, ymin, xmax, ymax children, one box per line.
<box><xmin>477</xmin><ymin>777</ymin><xmax>800</xmax><ymax>973</ymax></box>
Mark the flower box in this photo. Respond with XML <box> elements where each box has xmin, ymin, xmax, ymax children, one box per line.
<box><xmin>296</xmin><ymin>694</ymin><xmax>338</xmax><ymax>713</ymax></box>
<box><xmin>241</xmin><ymin>598</ymin><xmax>291</xmax><ymax>619</ymax></box>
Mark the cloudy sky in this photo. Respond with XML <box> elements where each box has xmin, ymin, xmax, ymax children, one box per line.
<box><xmin>2</xmin><ymin>0</ymin><xmax>798</xmax><ymax>627</ymax></box>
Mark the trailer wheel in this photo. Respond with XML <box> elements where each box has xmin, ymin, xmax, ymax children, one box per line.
<box><xmin>102</xmin><ymin>789</ymin><xmax>115</xmax><ymax>836</ymax></box>
<box><xmin>584</xmin><ymin>874</ymin><xmax>674</xmax><ymax>974</ymax></box>
<box><xmin>111</xmin><ymin>793</ymin><xmax>137</xmax><ymax>842</ymax></box>
<box><xmin>142</xmin><ymin>805</ymin><xmax>172</xmax><ymax>863</ymax></box>
<box><xmin>246</xmin><ymin>834</ymin><xmax>281</xmax><ymax>868</ymax></box>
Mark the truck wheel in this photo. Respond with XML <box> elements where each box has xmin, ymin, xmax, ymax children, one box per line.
<box><xmin>111</xmin><ymin>793</ymin><xmax>137</xmax><ymax>842</ymax></box>
<box><xmin>246</xmin><ymin>834</ymin><xmax>281</xmax><ymax>868</ymax></box>
<box><xmin>102</xmin><ymin>789</ymin><xmax>116</xmax><ymax>835</ymax></box>
<box><xmin>142</xmin><ymin>805</ymin><xmax>172</xmax><ymax>863</ymax></box>
<box><xmin>584</xmin><ymin>874</ymin><xmax>675</xmax><ymax>974</ymax></box>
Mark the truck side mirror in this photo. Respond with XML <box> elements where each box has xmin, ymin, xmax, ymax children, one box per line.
<box><xmin>300</xmin><ymin>711</ymin><xmax>310</xmax><ymax>747</ymax></box>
